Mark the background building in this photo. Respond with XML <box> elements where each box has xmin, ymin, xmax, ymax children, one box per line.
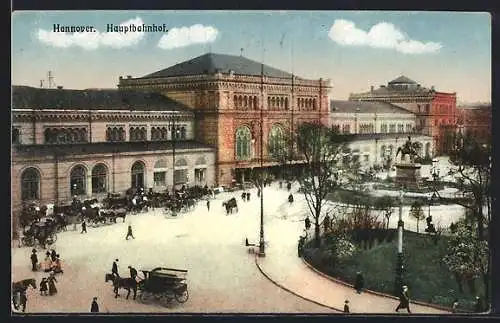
<box><xmin>329</xmin><ymin>100</ymin><xmax>433</xmax><ymax>168</ymax></box>
<box><xmin>12</xmin><ymin>86</ymin><xmax>216</xmax><ymax>219</ymax></box>
<box><xmin>456</xmin><ymin>104</ymin><xmax>492</xmax><ymax>144</ymax></box>
<box><xmin>349</xmin><ymin>76</ymin><xmax>456</xmax><ymax>155</ymax></box>
<box><xmin>118</xmin><ymin>53</ymin><xmax>331</xmax><ymax>185</ymax></box>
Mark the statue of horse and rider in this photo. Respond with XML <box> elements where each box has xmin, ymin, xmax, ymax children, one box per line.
<box><xmin>395</xmin><ymin>136</ymin><xmax>421</xmax><ymax>163</ymax></box>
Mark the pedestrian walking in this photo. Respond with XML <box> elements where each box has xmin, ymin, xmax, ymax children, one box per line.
<box><xmin>47</xmin><ymin>272</ymin><xmax>58</xmax><ymax>296</ymax></box>
<box><xmin>90</xmin><ymin>297</ymin><xmax>99</xmax><ymax>313</ymax></box>
<box><xmin>305</xmin><ymin>216</ymin><xmax>311</xmax><ymax>230</ymax></box>
<box><xmin>81</xmin><ymin>220</ymin><xmax>87</xmax><ymax>234</ymax></box>
<box><xmin>19</xmin><ymin>290</ymin><xmax>27</xmax><ymax>312</ymax></box>
<box><xmin>125</xmin><ymin>225</ymin><xmax>135</xmax><ymax>240</ymax></box>
<box><xmin>246</xmin><ymin>192</ymin><xmax>250</xmax><ymax>201</ymax></box>
<box><xmin>39</xmin><ymin>278</ymin><xmax>48</xmax><ymax>296</ymax></box>
<box><xmin>354</xmin><ymin>271</ymin><xmax>364</xmax><ymax>294</ymax></box>
<box><xmin>112</xmin><ymin>259</ymin><xmax>119</xmax><ymax>278</ymax></box>
<box><xmin>395</xmin><ymin>285</ymin><xmax>411</xmax><ymax>313</ymax></box>
<box><xmin>287</xmin><ymin>182</ymin><xmax>292</xmax><ymax>191</ymax></box>
<box><xmin>50</xmin><ymin>249</ymin><xmax>57</xmax><ymax>262</ymax></box>
<box><xmin>474</xmin><ymin>296</ymin><xmax>483</xmax><ymax>313</ymax></box>
<box><xmin>206</xmin><ymin>200</ymin><xmax>210</xmax><ymax>211</ymax></box>
<box><xmin>288</xmin><ymin>193</ymin><xmax>294</xmax><ymax>205</ymax></box>
<box><xmin>30</xmin><ymin>249</ymin><xmax>38</xmax><ymax>271</ymax></box>
<box><xmin>343</xmin><ymin>300</ymin><xmax>350</xmax><ymax>313</ymax></box>
<box><xmin>452</xmin><ymin>299</ymin><xmax>459</xmax><ymax>313</ymax></box>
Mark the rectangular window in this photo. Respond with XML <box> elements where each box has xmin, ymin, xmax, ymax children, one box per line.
<box><xmin>389</xmin><ymin>124</ymin><xmax>396</xmax><ymax>133</ymax></box>
<box><xmin>154</xmin><ymin>171</ymin><xmax>166</xmax><ymax>186</ymax></box>
<box><xmin>195</xmin><ymin>168</ymin><xmax>206</xmax><ymax>182</ymax></box>
<box><xmin>174</xmin><ymin>169</ymin><xmax>188</xmax><ymax>184</ymax></box>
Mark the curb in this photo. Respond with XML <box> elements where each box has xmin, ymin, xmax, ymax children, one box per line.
<box><xmin>254</xmin><ymin>255</ymin><xmax>343</xmax><ymax>313</ymax></box>
<box><xmin>300</xmin><ymin>257</ymin><xmax>453</xmax><ymax>313</ymax></box>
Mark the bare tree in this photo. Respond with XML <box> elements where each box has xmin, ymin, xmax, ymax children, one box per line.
<box><xmin>374</xmin><ymin>195</ymin><xmax>394</xmax><ymax>229</ymax></box>
<box><xmin>410</xmin><ymin>200</ymin><xmax>426</xmax><ymax>233</ymax></box>
<box><xmin>295</xmin><ymin>122</ymin><xmax>355</xmax><ymax>247</ymax></box>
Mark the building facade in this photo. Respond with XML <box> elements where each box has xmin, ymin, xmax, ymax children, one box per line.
<box><xmin>12</xmin><ymin>86</ymin><xmax>216</xmax><ymax>218</ymax></box>
<box><xmin>457</xmin><ymin>104</ymin><xmax>492</xmax><ymax>144</ymax></box>
<box><xmin>118</xmin><ymin>53</ymin><xmax>331</xmax><ymax>185</ymax></box>
<box><xmin>329</xmin><ymin>100</ymin><xmax>434</xmax><ymax>167</ymax></box>
<box><xmin>348</xmin><ymin>76</ymin><xmax>456</xmax><ymax>155</ymax></box>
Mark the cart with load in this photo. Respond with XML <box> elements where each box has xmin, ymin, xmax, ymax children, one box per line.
<box><xmin>138</xmin><ymin>267</ymin><xmax>189</xmax><ymax>306</ymax></box>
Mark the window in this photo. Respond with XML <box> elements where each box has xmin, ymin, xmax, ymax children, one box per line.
<box><xmin>381</xmin><ymin>124</ymin><xmax>388</xmax><ymax>133</ymax></box>
<box><xmin>91</xmin><ymin>164</ymin><xmax>107</xmax><ymax>194</ymax></box>
<box><xmin>405</xmin><ymin>124</ymin><xmax>412</xmax><ymax>133</ymax></box>
<box><xmin>130</xmin><ymin>127</ymin><xmax>146</xmax><ymax>141</ymax></box>
<box><xmin>70</xmin><ymin>165</ymin><xmax>87</xmax><ymax>196</ymax></box>
<box><xmin>131</xmin><ymin>161</ymin><xmax>145</xmax><ymax>188</ymax></box>
<box><xmin>268</xmin><ymin>124</ymin><xmax>286</xmax><ymax>159</ymax></box>
<box><xmin>342</xmin><ymin>124</ymin><xmax>351</xmax><ymax>134</ymax></box>
<box><xmin>174</xmin><ymin>158</ymin><xmax>188</xmax><ymax>184</ymax></box>
<box><xmin>195</xmin><ymin>169</ymin><xmax>206</xmax><ymax>182</ymax></box>
<box><xmin>398</xmin><ymin>124</ymin><xmax>404</xmax><ymax>133</ymax></box>
<box><xmin>364</xmin><ymin>155</ymin><xmax>369</xmax><ymax>162</ymax></box>
<box><xmin>389</xmin><ymin>124</ymin><xmax>396</xmax><ymax>133</ymax></box>
<box><xmin>107</xmin><ymin>127</ymin><xmax>125</xmax><ymax>142</ymax></box>
<box><xmin>235</xmin><ymin>126</ymin><xmax>251</xmax><ymax>160</ymax></box>
<box><xmin>45</xmin><ymin>127</ymin><xmax>88</xmax><ymax>144</ymax></box>
<box><xmin>12</xmin><ymin>128</ymin><xmax>20</xmax><ymax>144</ymax></box>
<box><xmin>380</xmin><ymin>145</ymin><xmax>386</xmax><ymax>158</ymax></box>
<box><xmin>153</xmin><ymin>159</ymin><xmax>168</xmax><ymax>187</ymax></box>
<box><xmin>21</xmin><ymin>168</ymin><xmax>40</xmax><ymax>201</ymax></box>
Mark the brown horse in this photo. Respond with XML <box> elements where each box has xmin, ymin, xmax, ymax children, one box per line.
<box><xmin>105</xmin><ymin>273</ymin><xmax>137</xmax><ymax>300</ymax></box>
<box><xmin>12</xmin><ymin>278</ymin><xmax>36</xmax><ymax>310</ymax></box>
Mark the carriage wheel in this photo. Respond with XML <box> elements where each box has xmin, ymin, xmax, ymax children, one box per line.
<box><xmin>140</xmin><ymin>291</ymin><xmax>153</xmax><ymax>304</ymax></box>
<box><xmin>175</xmin><ymin>289</ymin><xmax>189</xmax><ymax>303</ymax></box>
<box><xmin>160</xmin><ymin>292</ymin><xmax>174</xmax><ymax>307</ymax></box>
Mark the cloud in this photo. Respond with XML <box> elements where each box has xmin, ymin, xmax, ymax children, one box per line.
<box><xmin>35</xmin><ymin>17</ymin><xmax>145</xmax><ymax>50</ymax></box>
<box><xmin>157</xmin><ymin>24</ymin><xmax>218</xmax><ymax>50</ymax></box>
<box><xmin>328</xmin><ymin>19</ymin><xmax>442</xmax><ymax>54</ymax></box>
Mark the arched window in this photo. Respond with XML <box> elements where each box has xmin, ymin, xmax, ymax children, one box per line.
<box><xmin>280</xmin><ymin>97</ymin><xmax>284</xmax><ymax>108</ymax></box>
<box><xmin>140</xmin><ymin>127</ymin><xmax>147</xmax><ymax>140</ymax></box>
<box><xmin>153</xmin><ymin>159</ymin><xmax>168</xmax><ymax>187</ymax></box>
<box><xmin>12</xmin><ymin>128</ymin><xmax>20</xmax><ymax>144</ymax></box>
<box><xmin>313</xmin><ymin>99</ymin><xmax>317</xmax><ymax>109</ymax></box>
<box><xmin>80</xmin><ymin>128</ymin><xmax>87</xmax><ymax>142</ymax></box>
<box><xmin>161</xmin><ymin>127</ymin><xmax>168</xmax><ymax>139</ymax></box>
<box><xmin>253</xmin><ymin>96</ymin><xmax>258</xmax><ymax>110</ymax></box>
<box><xmin>297</xmin><ymin>98</ymin><xmax>300</xmax><ymax>110</ymax></box>
<box><xmin>106</xmin><ymin>128</ymin><xmax>112</xmax><ymax>141</ymax></box>
<box><xmin>244</xmin><ymin>96</ymin><xmax>248</xmax><ymax>108</ymax></box>
<box><xmin>380</xmin><ymin>145</ymin><xmax>387</xmax><ymax>158</ymax></box>
<box><xmin>44</xmin><ymin>128</ymin><xmax>53</xmax><ymax>144</ymax></box>
<box><xmin>268</xmin><ymin>124</ymin><xmax>285</xmax><ymax>159</ymax></box>
<box><xmin>285</xmin><ymin>98</ymin><xmax>289</xmax><ymax>110</ymax></box>
<box><xmin>268</xmin><ymin>97</ymin><xmax>271</xmax><ymax>109</ymax></box>
<box><xmin>21</xmin><ymin>168</ymin><xmax>40</xmax><ymax>201</ymax></box>
<box><xmin>91</xmin><ymin>163</ymin><xmax>107</xmax><ymax>194</ymax></box>
<box><xmin>238</xmin><ymin>96</ymin><xmax>243</xmax><ymax>108</ymax></box>
<box><xmin>70</xmin><ymin>165</ymin><xmax>87</xmax><ymax>196</ymax></box>
<box><xmin>195</xmin><ymin>156</ymin><xmax>207</xmax><ymax>183</ymax></box>
<box><xmin>174</xmin><ymin>158</ymin><xmax>188</xmax><ymax>184</ymax></box>
<box><xmin>180</xmin><ymin>127</ymin><xmax>187</xmax><ymax>139</ymax></box>
<box><xmin>129</xmin><ymin>127</ymin><xmax>136</xmax><ymax>141</ymax></box>
<box><xmin>235</xmin><ymin>126</ymin><xmax>251</xmax><ymax>160</ymax></box>
<box><xmin>388</xmin><ymin>145</ymin><xmax>394</xmax><ymax>157</ymax></box>
<box><xmin>119</xmin><ymin>128</ymin><xmax>125</xmax><ymax>141</ymax></box>
<box><xmin>131</xmin><ymin>161</ymin><xmax>145</xmax><ymax>188</ymax></box>
<box><xmin>234</xmin><ymin>95</ymin><xmax>238</xmax><ymax>108</ymax></box>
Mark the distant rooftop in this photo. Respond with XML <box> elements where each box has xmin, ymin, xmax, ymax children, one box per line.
<box><xmin>349</xmin><ymin>75</ymin><xmax>439</xmax><ymax>98</ymax></box>
<box><xmin>330</xmin><ymin>100</ymin><xmax>414</xmax><ymax>115</ymax></box>
<box><xmin>12</xmin><ymin>86</ymin><xmax>191</xmax><ymax>112</ymax></box>
<box><xmin>388</xmin><ymin>75</ymin><xmax>417</xmax><ymax>85</ymax></box>
<box><xmin>140</xmin><ymin>52</ymin><xmax>296</xmax><ymax>79</ymax></box>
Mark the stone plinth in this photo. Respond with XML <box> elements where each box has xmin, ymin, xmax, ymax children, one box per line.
<box><xmin>395</xmin><ymin>162</ymin><xmax>422</xmax><ymax>189</ymax></box>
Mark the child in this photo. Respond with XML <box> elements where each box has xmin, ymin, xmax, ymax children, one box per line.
<box><xmin>40</xmin><ymin>278</ymin><xmax>48</xmax><ymax>296</ymax></box>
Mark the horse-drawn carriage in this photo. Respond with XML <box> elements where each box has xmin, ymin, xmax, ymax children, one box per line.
<box><xmin>139</xmin><ymin>267</ymin><xmax>189</xmax><ymax>306</ymax></box>
<box><xmin>222</xmin><ymin>197</ymin><xmax>238</xmax><ymax>214</ymax></box>
<box><xmin>19</xmin><ymin>218</ymin><xmax>58</xmax><ymax>248</ymax></box>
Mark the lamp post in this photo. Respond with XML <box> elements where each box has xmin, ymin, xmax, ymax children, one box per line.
<box><xmin>258</xmin><ymin>121</ymin><xmax>266</xmax><ymax>257</ymax></box>
<box><xmin>171</xmin><ymin>117</ymin><xmax>180</xmax><ymax>216</ymax></box>
<box><xmin>395</xmin><ymin>189</ymin><xmax>405</xmax><ymax>295</ymax></box>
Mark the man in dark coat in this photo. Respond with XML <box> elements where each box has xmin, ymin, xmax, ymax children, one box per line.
<box><xmin>288</xmin><ymin>193</ymin><xmax>294</xmax><ymax>205</ymax></box>
<box><xmin>30</xmin><ymin>249</ymin><xmax>38</xmax><ymax>271</ymax></box>
<box><xmin>81</xmin><ymin>220</ymin><xmax>87</xmax><ymax>234</ymax></box>
<box><xmin>354</xmin><ymin>271</ymin><xmax>364</xmax><ymax>294</ymax></box>
<box><xmin>90</xmin><ymin>297</ymin><xmax>99</xmax><ymax>313</ymax></box>
<box><xmin>474</xmin><ymin>296</ymin><xmax>483</xmax><ymax>313</ymax></box>
<box><xmin>128</xmin><ymin>266</ymin><xmax>138</xmax><ymax>281</ymax></box>
<box><xmin>246</xmin><ymin>192</ymin><xmax>250</xmax><ymax>201</ymax></box>
<box><xmin>206</xmin><ymin>200</ymin><xmax>210</xmax><ymax>211</ymax></box>
<box><xmin>305</xmin><ymin>216</ymin><xmax>311</xmax><ymax>230</ymax></box>
<box><xmin>395</xmin><ymin>285</ymin><xmax>411</xmax><ymax>313</ymax></box>
<box><xmin>125</xmin><ymin>225</ymin><xmax>135</xmax><ymax>240</ymax></box>
<box><xmin>112</xmin><ymin>259</ymin><xmax>119</xmax><ymax>278</ymax></box>
<box><xmin>343</xmin><ymin>300</ymin><xmax>350</xmax><ymax>313</ymax></box>
<box><xmin>50</xmin><ymin>249</ymin><xmax>57</xmax><ymax>262</ymax></box>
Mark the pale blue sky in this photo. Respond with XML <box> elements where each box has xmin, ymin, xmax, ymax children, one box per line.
<box><xmin>12</xmin><ymin>11</ymin><xmax>491</xmax><ymax>103</ymax></box>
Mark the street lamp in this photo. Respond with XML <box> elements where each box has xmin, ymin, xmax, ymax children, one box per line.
<box><xmin>395</xmin><ymin>189</ymin><xmax>405</xmax><ymax>295</ymax></box>
<box><xmin>171</xmin><ymin>117</ymin><xmax>181</xmax><ymax>216</ymax></box>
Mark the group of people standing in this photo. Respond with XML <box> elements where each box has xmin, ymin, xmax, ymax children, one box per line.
<box><xmin>30</xmin><ymin>248</ymin><xmax>63</xmax><ymax>274</ymax></box>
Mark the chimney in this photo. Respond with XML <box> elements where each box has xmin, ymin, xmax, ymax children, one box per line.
<box><xmin>127</xmin><ymin>75</ymin><xmax>132</xmax><ymax>79</ymax></box>
<box><xmin>57</xmin><ymin>86</ymin><xmax>63</xmax><ymax>90</ymax></box>
<box><xmin>370</xmin><ymin>86</ymin><xmax>374</xmax><ymax>92</ymax></box>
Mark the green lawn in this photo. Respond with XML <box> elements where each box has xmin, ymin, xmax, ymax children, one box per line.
<box><xmin>303</xmin><ymin>231</ymin><xmax>484</xmax><ymax>312</ymax></box>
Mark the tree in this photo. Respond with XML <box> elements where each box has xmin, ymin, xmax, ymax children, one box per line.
<box><xmin>374</xmin><ymin>195</ymin><xmax>394</xmax><ymax>229</ymax></box>
<box><xmin>295</xmin><ymin>122</ymin><xmax>355</xmax><ymax>248</ymax></box>
<box><xmin>443</xmin><ymin>219</ymin><xmax>489</xmax><ymax>295</ymax></box>
<box><xmin>409</xmin><ymin>201</ymin><xmax>425</xmax><ymax>233</ymax></box>
<box><xmin>437</xmin><ymin>134</ymin><xmax>491</xmax><ymax>307</ymax></box>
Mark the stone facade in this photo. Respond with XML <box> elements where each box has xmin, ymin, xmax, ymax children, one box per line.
<box><xmin>349</xmin><ymin>76</ymin><xmax>457</xmax><ymax>155</ymax></box>
<box><xmin>119</xmin><ymin>72</ymin><xmax>331</xmax><ymax>185</ymax></box>
<box><xmin>457</xmin><ymin>105</ymin><xmax>492</xmax><ymax>144</ymax></box>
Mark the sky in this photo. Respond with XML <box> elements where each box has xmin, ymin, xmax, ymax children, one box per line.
<box><xmin>12</xmin><ymin>11</ymin><xmax>491</xmax><ymax>103</ymax></box>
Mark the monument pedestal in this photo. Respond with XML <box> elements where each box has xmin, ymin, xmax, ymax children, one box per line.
<box><xmin>395</xmin><ymin>162</ymin><xmax>422</xmax><ymax>189</ymax></box>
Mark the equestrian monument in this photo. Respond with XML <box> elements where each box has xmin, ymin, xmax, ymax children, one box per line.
<box><xmin>394</xmin><ymin>136</ymin><xmax>422</xmax><ymax>189</ymax></box>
